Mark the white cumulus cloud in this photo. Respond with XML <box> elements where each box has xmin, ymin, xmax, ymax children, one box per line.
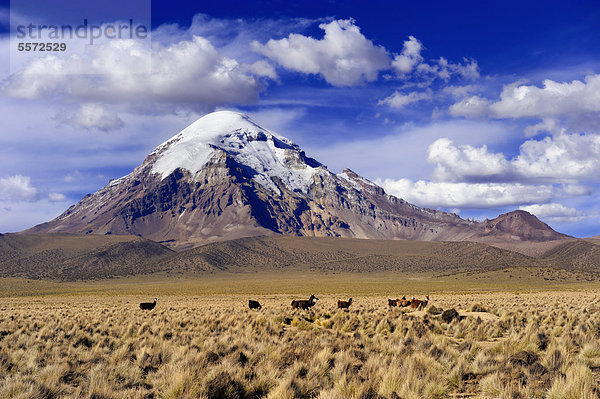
<box><xmin>391</xmin><ymin>36</ymin><xmax>423</xmax><ymax>74</ymax></box>
<box><xmin>251</xmin><ymin>19</ymin><xmax>391</xmax><ymax>87</ymax></box>
<box><xmin>378</xmin><ymin>90</ymin><xmax>432</xmax><ymax>109</ymax></box>
<box><xmin>448</xmin><ymin>95</ymin><xmax>491</xmax><ymax>118</ymax></box>
<box><xmin>377</xmin><ymin>178</ymin><xmax>554</xmax><ymax>208</ymax></box>
<box><xmin>524</xmin><ymin>118</ymin><xmax>561</xmax><ymax>137</ymax></box>
<box><xmin>3</xmin><ymin>36</ymin><xmax>267</xmax><ymax>116</ymax></box>
<box><xmin>246</xmin><ymin>60</ymin><xmax>278</xmax><ymax>80</ymax></box>
<box><xmin>442</xmin><ymin>84</ymin><xmax>481</xmax><ymax>99</ymax></box>
<box><xmin>377</xmin><ymin>132</ymin><xmax>600</xmax><ymax>210</ymax></box>
<box><xmin>450</xmin><ymin>74</ymin><xmax>600</xmax><ymax>120</ymax></box>
<box><xmin>519</xmin><ymin>203</ymin><xmax>588</xmax><ymax>223</ymax></box>
<box><xmin>56</xmin><ymin>104</ymin><xmax>124</xmax><ymax>132</ymax></box>
<box><xmin>427</xmin><ymin>133</ymin><xmax>600</xmax><ymax>183</ymax></box>
<box><xmin>0</xmin><ymin>174</ymin><xmax>67</xmax><ymax>204</ymax></box>
<box><xmin>417</xmin><ymin>57</ymin><xmax>479</xmax><ymax>81</ymax></box>
<box><xmin>48</xmin><ymin>192</ymin><xmax>67</xmax><ymax>202</ymax></box>
<box><xmin>428</xmin><ymin>138</ymin><xmax>511</xmax><ymax>182</ymax></box>
<box><xmin>513</xmin><ymin>133</ymin><xmax>600</xmax><ymax>181</ymax></box>
<box><xmin>0</xmin><ymin>175</ymin><xmax>38</xmax><ymax>201</ymax></box>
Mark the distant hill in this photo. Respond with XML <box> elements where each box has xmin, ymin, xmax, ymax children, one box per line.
<box><xmin>0</xmin><ymin>233</ymin><xmax>173</xmax><ymax>280</ymax></box>
<box><xmin>476</xmin><ymin>240</ymin><xmax>571</xmax><ymax>257</ymax></box>
<box><xmin>161</xmin><ymin>236</ymin><xmax>537</xmax><ymax>274</ymax></box>
<box><xmin>542</xmin><ymin>240</ymin><xmax>600</xmax><ymax>274</ymax></box>
<box><xmin>3</xmin><ymin>234</ymin><xmax>598</xmax><ymax>281</ymax></box>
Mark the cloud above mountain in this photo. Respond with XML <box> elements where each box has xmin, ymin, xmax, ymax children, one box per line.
<box><xmin>376</xmin><ymin>131</ymin><xmax>598</xmax><ymax>213</ymax></box>
<box><xmin>428</xmin><ymin>133</ymin><xmax>600</xmax><ymax>183</ymax></box>
<box><xmin>377</xmin><ymin>179</ymin><xmax>555</xmax><ymax>208</ymax></box>
<box><xmin>3</xmin><ymin>36</ymin><xmax>268</xmax><ymax>116</ymax></box>
<box><xmin>378</xmin><ymin>90</ymin><xmax>432</xmax><ymax>109</ymax></box>
<box><xmin>392</xmin><ymin>36</ymin><xmax>423</xmax><ymax>74</ymax></box>
<box><xmin>519</xmin><ymin>203</ymin><xmax>589</xmax><ymax>223</ymax></box>
<box><xmin>0</xmin><ymin>175</ymin><xmax>38</xmax><ymax>202</ymax></box>
<box><xmin>252</xmin><ymin>19</ymin><xmax>390</xmax><ymax>87</ymax></box>
<box><xmin>451</xmin><ymin>74</ymin><xmax>600</xmax><ymax>119</ymax></box>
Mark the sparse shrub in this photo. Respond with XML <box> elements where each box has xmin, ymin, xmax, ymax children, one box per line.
<box><xmin>375</xmin><ymin>318</ymin><xmax>394</xmax><ymax>336</ymax></box>
<box><xmin>547</xmin><ymin>364</ymin><xmax>598</xmax><ymax>399</ymax></box>
<box><xmin>470</xmin><ymin>303</ymin><xmax>488</xmax><ymax>313</ymax></box>
<box><xmin>508</xmin><ymin>351</ymin><xmax>538</xmax><ymax>368</ymax></box>
<box><xmin>318</xmin><ymin>319</ymin><xmax>334</xmax><ymax>329</ymax></box>
<box><xmin>442</xmin><ymin>308</ymin><xmax>459</xmax><ymax>323</ymax></box>
<box><xmin>341</xmin><ymin>316</ymin><xmax>360</xmax><ymax>333</ymax></box>
<box><xmin>579</xmin><ymin>343</ymin><xmax>600</xmax><ymax>367</ymax></box>
<box><xmin>479</xmin><ymin>372</ymin><xmax>503</xmax><ymax>397</ymax></box>
<box><xmin>537</xmin><ymin>332</ymin><xmax>550</xmax><ymax>351</ymax></box>
<box><xmin>427</xmin><ymin>305</ymin><xmax>442</xmax><ymax>315</ymax></box>
<box><xmin>205</xmin><ymin>371</ymin><xmax>247</xmax><ymax>399</ymax></box>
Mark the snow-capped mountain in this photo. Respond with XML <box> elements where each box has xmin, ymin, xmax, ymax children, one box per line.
<box><xmin>28</xmin><ymin>111</ymin><xmax>568</xmax><ymax>249</ymax></box>
<box><xmin>150</xmin><ymin>112</ymin><xmax>324</xmax><ymax>194</ymax></box>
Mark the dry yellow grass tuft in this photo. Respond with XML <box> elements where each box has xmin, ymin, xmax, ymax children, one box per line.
<box><xmin>1</xmin><ymin>291</ymin><xmax>600</xmax><ymax>398</ymax></box>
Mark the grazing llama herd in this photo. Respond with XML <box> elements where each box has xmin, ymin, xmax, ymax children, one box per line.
<box><xmin>139</xmin><ymin>295</ymin><xmax>429</xmax><ymax>312</ymax></box>
<box><xmin>388</xmin><ymin>295</ymin><xmax>429</xmax><ymax>310</ymax></box>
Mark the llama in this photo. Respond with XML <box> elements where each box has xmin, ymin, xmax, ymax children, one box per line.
<box><xmin>248</xmin><ymin>300</ymin><xmax>262</xmax><ymax>310</ymax></box>
<box><xmin>337</xmin><ymin>298</ymin><xmax>353</xmax><ymax>309</ymax></box>
<box><xmin>398</xmin><ymin>296</ymin><xmax>411</xmax><ymax>307</ymax></box>
<box><xmin>291</xmin><ymin>295</ymin><xmax>318</xmax><ymax>310</ymax></box>
<box><xmin>410</xmin><ymin>296</ymin><xmax>429</xmax><ymax>310</ymax></box>
<box><xmin>410</xmin><ymin>297</ymin><xmax>422</xmax><ymax>310</ymax></box>
<box><xmin>140</xmin><ymin>297</ymin><xmax>158</xmax><ymax>310</ymax></box>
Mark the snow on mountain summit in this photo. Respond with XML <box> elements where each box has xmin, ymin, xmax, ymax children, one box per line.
<box><xmin>150</xmin><ymin>111</ymin><xmax>324</xmax><ymax>194</ymax></box>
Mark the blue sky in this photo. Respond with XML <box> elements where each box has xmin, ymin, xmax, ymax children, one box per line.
<box><xmin>1</xmin><ymin>0</ymin><xmax>600</xmax><ymax>237</ymax></box>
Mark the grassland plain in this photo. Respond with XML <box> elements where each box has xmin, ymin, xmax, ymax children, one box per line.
<box><xmin>1</xmin><ymin>274</ymin><xmax>600</xmax><ymax>398</ymax></box>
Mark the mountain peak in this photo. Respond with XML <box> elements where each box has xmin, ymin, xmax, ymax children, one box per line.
<box><xmin>145</xmin><ymin>110</ymin><xmax>324</xmax><ymax>195</ymax></box>
<box><xmin>170</xmin><ymin>110</ymin><xmax>294</xmax><ymax>148</ymax></box>
<box><xmin>149</xmin><ymin>110</ymin><xmax>310</xmax><ymax>181</ymax></box>
<box><xmin>483</xmin><ymin>210</ymin><xmax>569</xmax><ymax>241</ymax></box>
<box><xmin>177</xmin><ymin>110</ymin><xmax>270</xmax><ymax>141</ymax></box>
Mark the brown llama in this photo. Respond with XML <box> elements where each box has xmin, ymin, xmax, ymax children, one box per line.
<box><xmin>398</xmin><ymin>296</ymin><xmax>411</xmax><ymax>307</ymax></box>
<box><xmin>410</xmin><ymin>297</ymin><xmax>422</xmax><ymax>310</ymax></box>
<box><xmin>291</xmin><ymin>295</ymin><xmax>318</xmax><ymax>310</ymax></box>
<box><xmin>337</xmin><ymin>298</ymin><xmax>353</xmax><ymax>309</ymax></box>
